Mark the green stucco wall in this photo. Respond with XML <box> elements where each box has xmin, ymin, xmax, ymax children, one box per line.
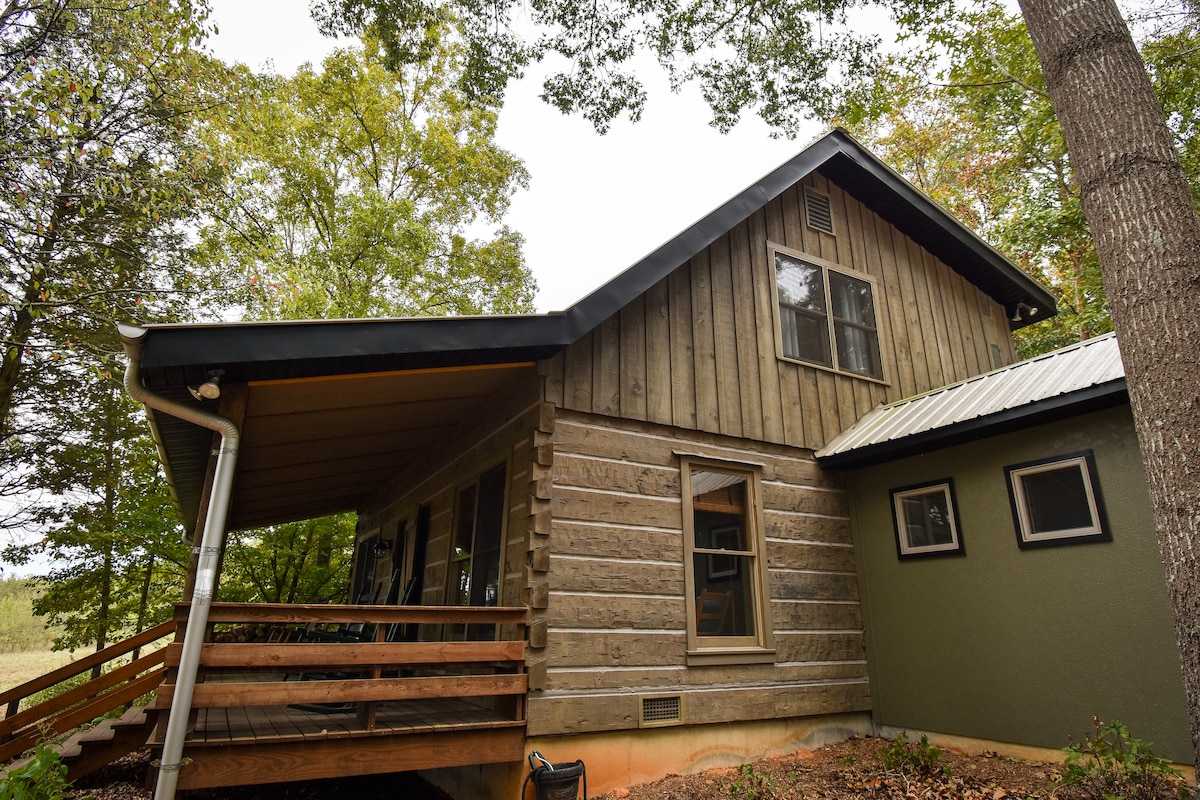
<box><xmin>847</xmin><ymin>404</ymin><xmax>1190</xmax><ymax>761</ymax></box>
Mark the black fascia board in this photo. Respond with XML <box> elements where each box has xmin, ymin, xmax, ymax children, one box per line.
<box><xmin>563</xmin><ymin>128</ymin><xmax>1056</xmax><ymax>341</ymax></box>
<box><xmin>137</xmin><ymin>313</ymin><xmax>570</xmax><ymax>390</ymax></box>
<box><xmin>817</xmin><ymin>379</ymin><xmax>1128</xmax><ymax>470</ymax></box>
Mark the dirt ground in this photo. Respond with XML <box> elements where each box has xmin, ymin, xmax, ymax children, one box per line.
<box><xmin>69</xmin><ymin>736</ymin><xmax>1070</xmax><ymax>800</ymax></box>
<box><xmin>591</xmin><ymin>735</ymin><xmax>1065</xmax><ymax>800</ymax></box>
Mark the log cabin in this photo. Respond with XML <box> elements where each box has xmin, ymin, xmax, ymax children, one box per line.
<box><xmin>13</xmin><ymin>127</ymin><xmax>1183</xmax><ymax>799</ymax></box>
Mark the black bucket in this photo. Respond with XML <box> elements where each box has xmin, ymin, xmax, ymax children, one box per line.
<box><xmin>522</xmin><ymin>752</ymin><xmax>586</xmax><ymax>800</ymax></box>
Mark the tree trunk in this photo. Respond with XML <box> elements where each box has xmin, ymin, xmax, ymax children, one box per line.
<box><xmin>1018</xmin><ymin>0</ymin><xmax>1200</xmax><ymax>770</ymax></box>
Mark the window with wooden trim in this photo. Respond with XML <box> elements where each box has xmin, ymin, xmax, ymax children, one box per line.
<box><xmin>890</xmin><ymin>481</ymin><xmax>964</xmax><ymax>559</ymax></box>
<box><xmin>1005</xmin><ymin>451</ymin><xmax>1110</xmax><ymax>548</ymax></box>
<box><xmin>771</xmin><ymin>245</ymin><xmax>884</xmax><ymax>380</ymax></box>
<box><xmin>682</xmin><ymin>459</ymin><xmax>774</xmax><ymax>659</ymax></box>
<box><xmin>447</xmin><ymin>462</ymin><xmax>508</xmax><ymax>626</ymax></box>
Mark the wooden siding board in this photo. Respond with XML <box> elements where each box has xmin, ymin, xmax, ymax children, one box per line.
<box><xmin>689</xmin><ymin>251</ymin><xmax>721</xmax><ymax>433</ymax></box>
<box><xmin>553</xmin><ymin>486</ymin><xmax>682</xmax><ymax>530</ymax></box>
<box><xmin>548</xmin><ymin>592</ymin><xmax>684</xmax><ymax>630</ymax></box>
<box><xmin>886</xmin><ymin>217</ymin><xmax>931</xmax><ymax>392</ymax></box>
<box><xmin>554</xmin><ymin>453</ymin><xmax>681</xmax><ymax>497</ymax></box>
<box><xmin>748</xmin><ymin>209</ymin><xmax>786</xmax><ymax>444</ymax></box>
<box><xmin>730</xmin><ymin>220</ymin><xmax>765</xmax><ymax>441</ymax></box>
<box><xmin>668</xmin><ymin>265</ymin><xmax>698</xmax><ymax>429</ymax></box>
<box><xmin>903</xmin><ymin>236</ymin><xmax>945</xmax><ymax>389</ymax></box>
<box><xmin>763</xmin><ymin>197</ymin><xmax>807</xmax><ymax>449</ymax></box>
<box><xmin>594</xmin><ymin>315</ymin><xmax>621</xmax><ymax>417</ymax></box>
<box><xmin>917</xmin><ymin>244</ymin><xmax>956</xmax><ymax>387</ymax></box>
<box><xmin>764</xmin><ymin>512</ymin><xmax>852</xmax><ymax>546</ymax></box>
<box><xmin>619</xmin><ymin>297</ymin><xmax>648</xmax><ymax>421</ymax></box>
<box><xmin>645</xmin><ymin>277</ymin><xmax>673</xmax><ymax>425</ymax></box>
<box><xmin>931</xmin><ymin>255</ymin><xmax>969</xmax><ymax>380</ymax></box>
<box><xmin>563</xmin><ymin>331</ymin><xmax>593</xmax><ymax>413</ymax></box>
<box><xmin>526</xmin><ymin>682</ymin><xmax>870</xmax><ymax>737</ymax></box>
<box><xmin>709</xmin><ymin>233</ymin><xmax>743</xmax><ymax>438</ymax></box>
<box><xmin>546</xmin><ymin>661</ymin><xmax>868</xmax><ymax>692</ymax></box>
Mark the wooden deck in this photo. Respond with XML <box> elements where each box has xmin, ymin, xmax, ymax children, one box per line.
<box><xmin>152</xmin><ymin>602</ymin><xmax>529</xmax><ymax>790</ymax></box>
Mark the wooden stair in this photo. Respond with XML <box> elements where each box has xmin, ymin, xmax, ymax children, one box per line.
<box><xmin>60</xmin><ymin>705</ymin><xmax>156</xmax><ymax>781</ymax></box>
<box><xmin>3</xmin><ymin>706</ymin><xmax>156</xmax><ymax>782</ymax></box>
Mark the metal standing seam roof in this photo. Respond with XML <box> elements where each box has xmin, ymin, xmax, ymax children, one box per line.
<box><xmin>815</xmin><ymin>333</ymin><xmax>1127</xmax><ymax>468</ymax></box>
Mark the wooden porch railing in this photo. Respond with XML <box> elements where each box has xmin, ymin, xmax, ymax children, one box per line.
<box><xmin>0</xmin><ymin>620</ymin><xmax>176</xmax><ymax>762</ymax></box>
<box><xmin>157</xmin><ymin>602</ymin><xmax>530</xmax><ymax>735</ymax></box>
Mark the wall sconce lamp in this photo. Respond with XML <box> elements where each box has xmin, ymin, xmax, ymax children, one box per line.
<box><xmin>188</xmin><ymin>370</ymin><xmax>224</xmax><ymax>401</ymax></box>
<box><xmin>373</xmin><ymin>539</ymin><xmax>393</xmax><ymax>559</ymax></box>
<box><xmin>1010</xmin><ymin>302</ymin><xmax>1039</xmax><ymax>322</ymax></box>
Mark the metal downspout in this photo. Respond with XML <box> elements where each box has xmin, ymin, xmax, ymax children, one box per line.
<box><xmin>119</xmin><ymin>324</ymin><xmax>239</xmax><ymax>800</ymax></box>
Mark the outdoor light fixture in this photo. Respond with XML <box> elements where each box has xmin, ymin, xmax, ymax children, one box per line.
<box><xmin>188</xmin><ymin>370</ymin><xmax>224</xmax><ymax>401</ymax></box>
<box><xmin>373</xmin><ymin>539</ymin><xmax>393</xmax><ymax>558</ymax></box>
<box><xmin>1010</xmin><ymin>302</ymin><xmax>1039</xmax><ymax>322</ymax></box>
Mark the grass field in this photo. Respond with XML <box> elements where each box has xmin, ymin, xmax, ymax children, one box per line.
<box><xmin>0</xmin><ymin>649</ymin><xmax>78</xmax><ymax>694</ymax></box>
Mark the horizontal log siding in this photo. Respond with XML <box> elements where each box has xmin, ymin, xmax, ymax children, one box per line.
<box><xmin>553</xmin><ymin>175</ymin><xmax>1016</xmax><ymax>452</ymax></box>
<box><xmin>526</xmin><ymin>411</ymin><xmax>868</xmax><ymax>736</ymax></box>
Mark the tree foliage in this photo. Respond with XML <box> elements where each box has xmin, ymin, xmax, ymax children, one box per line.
<box><xmin>0</xmin><ymin>0</ymin><xmax>240</xmax><ymax>530</ymax></box>
<box><xmin>849</xmin><ymin>1</ymin><xmax>1200</xmax><ymax>357</ymax></box>
<box><xmin>2</xmin><ymin>360</ymin><xmax>188</xmax><ymax>652</ymax></box>
<box><xmin>196</xmin><ymin>37</ymin><xmax>535</xmax><ymax>320</ymax></box>
<box><xmin>218</xmin><ymin>515</ymin><xmax>356</xmax><ymax>605</ymax></box>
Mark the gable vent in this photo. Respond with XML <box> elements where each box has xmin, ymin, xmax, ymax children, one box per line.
<box><xmin>640</xmin><ymin>695</ymin><xmax>682</xmax><ymax>727</ymax></box>
<box><xmin>804</xmin><ymin>188</ymin><xmax>835</xmax><ymax>235</ymax></box>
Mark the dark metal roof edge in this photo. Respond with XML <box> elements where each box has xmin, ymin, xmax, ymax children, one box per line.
<box><xmin>138</xmin><ymin>313</ymin><xmax>571</xmax><ymax>375</ymax></box>
<box><xmin>822</xmin><ymin>133</ymin><xmax>1059</xmax><ymax>326</ymax></box>
<box><xmin>563</xmin><ymin>132</ymin><xmax>849</xmax><ymax>339</ymax></box>
<box><xmin>816</xmin><ymin>378</ymin><xmax>1129</xmax><ymax>470</ymax></box>
<box><xmin>563</xmin><ymin>128</ymin><xmax>1056</xmax><ymax>341</ymax></box>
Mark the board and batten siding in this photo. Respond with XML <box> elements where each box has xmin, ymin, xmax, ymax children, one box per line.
<box><xmin>544</xmin><ymin>174</ymin><xmax>1016</xmax><ymax>453</ymax></box>
<box><xmin>524</xmin><ymin>409</ymin><xmax>870</xmax><ymax>737</ymax></box>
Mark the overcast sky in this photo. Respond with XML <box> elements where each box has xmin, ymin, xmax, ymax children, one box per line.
<box><xmin>204</xmin><ymin>2</ymin><xmax>819</xmax><ymax>313</ymax></box>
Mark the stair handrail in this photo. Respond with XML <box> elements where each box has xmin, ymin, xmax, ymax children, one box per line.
<box><xmin>0</xmin><ymin>620</ymin><xmax>176</xmax><ymax>728</ymax></box>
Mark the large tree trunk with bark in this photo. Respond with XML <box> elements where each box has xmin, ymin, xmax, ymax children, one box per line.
<box><xmin>1017</xmin><ymin>0</ymin><xmax>1200</xmax><ymax>770</ymax></box>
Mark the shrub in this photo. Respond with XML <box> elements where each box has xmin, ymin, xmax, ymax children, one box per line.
<box><xmin>1057</xmin><ymin>717</ymin><xmax>1187</xmax><ymax>800</ymax></box>
<box><xmin>0</xmin><ymin>744</ymin><xmax>88</xmax><ymax>800</ymax></box>
<box><xmin>877</xmin><ymin>732</ymin><xmax>948</xmax><ymax>776</ymax></box>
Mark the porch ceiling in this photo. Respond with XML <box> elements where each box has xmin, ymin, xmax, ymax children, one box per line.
<box><xmin>151</xmin><ymin>362</ymin><xmax>534</xmax><ymax>533</ymax></box>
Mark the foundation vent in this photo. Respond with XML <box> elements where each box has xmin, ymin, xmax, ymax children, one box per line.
<box><xmin>804</xmin><ymin>187</ymin><xmax>835</xmax><ymax>235</ymax></box>
<box><xmin>640</xmin><ymin>695</ymin><xmax>682</xmax><ymax>727</ymax></box>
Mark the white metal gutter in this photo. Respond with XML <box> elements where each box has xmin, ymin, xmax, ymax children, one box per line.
<box><xmin>119</xmin><ymin>323</ymin><xmax>239</xmax><ymax>800</ymax></box>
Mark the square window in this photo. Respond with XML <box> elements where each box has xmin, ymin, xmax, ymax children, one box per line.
<box><xmin>1005</xmin><ymin>451</ymin><xmax>1110</xmax><ymax>548</ymax></box>
<box><xmin>890</xmin><ymin>481</ymin><xmax>964</xmax><ymax>558</ymax></box>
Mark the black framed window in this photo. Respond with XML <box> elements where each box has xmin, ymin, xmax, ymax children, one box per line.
<box><xmin>890</xmin><ymin>480</ymin><xmax>964</xmax><ymax>558</ymax></box>
<box><xmin>1005</xmin><ymin>451</ymin><xmax>1110</xmax><ymax>548</ymax></box>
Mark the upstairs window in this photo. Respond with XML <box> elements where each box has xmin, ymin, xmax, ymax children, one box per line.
<box><xmin>771</xmin><ymin>245</ymin><xmax>884</xmax><ymax>380</ymax></box>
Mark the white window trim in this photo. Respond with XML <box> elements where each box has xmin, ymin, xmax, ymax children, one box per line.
<box><xmin>890</xmin><ymin>480</ymin><xmax>964</xmax><ymax>558</ymax></box>
<box><xmin>680</xmin><ymin>457</ymin><xmax>775</xmax><ymax>663</ymax></box>
<box><xmin>1005</xmin><ymin>451</ymin><xmax>1110</xmax><ymax>548</ymax></box>
<box><xmin>767</xmin><ymin>242</ymin><xmax>887</xmax><ymax>384</ymax></box>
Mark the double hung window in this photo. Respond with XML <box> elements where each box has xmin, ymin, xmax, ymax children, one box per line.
<box><xmin>772</xmin><ymin>246</ymin><xmax>884</xmax><ymax>380</ymax></box>
<box><xmin>681</xmin><ymin>458</ymin><xmax>774</xmax><ymax>661</ymax></box>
